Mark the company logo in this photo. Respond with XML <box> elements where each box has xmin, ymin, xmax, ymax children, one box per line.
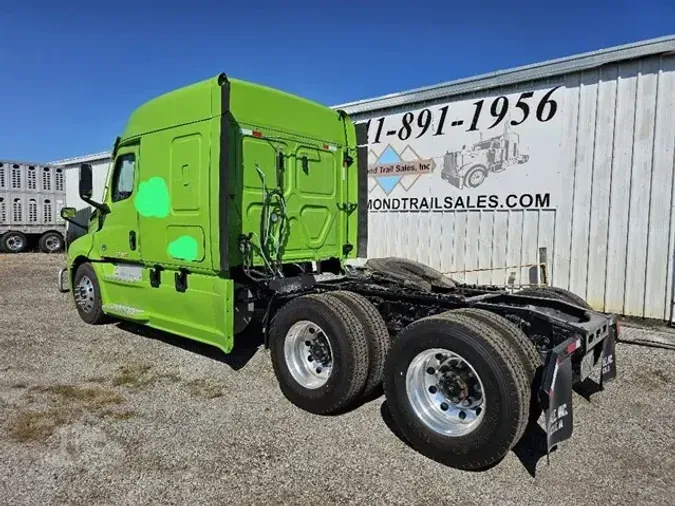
<box><xmin>368</xmin><ymin>144</ymin><xmax>435</xmax><ymax>195</ymax></box>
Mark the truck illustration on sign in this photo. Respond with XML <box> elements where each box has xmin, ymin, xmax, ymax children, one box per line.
<box><xmin>440</xmin><ymin>132</ymin><xmax>530</xmax><ymax>189</ymax></box>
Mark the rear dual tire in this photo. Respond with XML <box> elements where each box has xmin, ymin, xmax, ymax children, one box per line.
<box><xmin>269</xmin><ymin>291</ymin><xmax>391</xmax><ymax>415</ymax></box>
<box><xmin>383</xmin><ymin>310</ymin><xmax>534</xmax><ymax>471</ymax></box>
<box><xmin>269</xmin><ymin>294</ymin><xmax>370</xmax><ymax>415</ymax></box>
<box><xmin>269</xmin><ymin>292</ymin><xmax>542</xmax><ymax>470</ymax></box>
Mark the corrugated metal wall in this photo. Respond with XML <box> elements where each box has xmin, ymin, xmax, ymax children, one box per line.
<box><xmin>358</xmin><ymin>53</ymin><xmax>675</xmax><ymax>320</ymax></box>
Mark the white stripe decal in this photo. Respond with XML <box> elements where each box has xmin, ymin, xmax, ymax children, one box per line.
<box><xmin>550</xmin><ymin>362</ymin><xmax>559</xmax><ymax>394</ymax></box>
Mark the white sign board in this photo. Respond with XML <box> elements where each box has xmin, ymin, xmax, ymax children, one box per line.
<box><xmin>364</xmin><ymin>83</ymin><xmax>565</xmax><ymax>212</ymax></box>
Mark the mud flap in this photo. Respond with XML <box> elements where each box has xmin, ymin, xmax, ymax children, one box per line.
<box><xmin>540</xmin><ymin>337</ymin><xmax>576</xmax><ymax>463</ymax></box>
<box><xmin>600</xmin><ymin>329</ymin><xmax>618</xmax><ymax>387</ymax></box>
<box><xmin>539</xmin><ymin>328</ymin><xmax>618</xmax><ymax>463</ymax></box>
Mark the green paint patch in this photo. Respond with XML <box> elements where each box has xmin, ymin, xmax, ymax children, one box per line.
<box><xmin>168</xmin><ymin>235</ymin><xmax>199</xmax><ymax>261</ymax></box>
<box><xmin>135</xmin><ymin>177</ymin><xmax>170</xmax><ymax>218</ymax></box>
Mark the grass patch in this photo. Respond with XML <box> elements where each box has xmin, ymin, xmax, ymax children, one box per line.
<box><xmin>30</xmin><ymin>385</ymin><xmax>123</xmax><ymax>407</ymax></box>
<box><xmin>5</xmin><ymin>384</ymin><xmax>128</xmax><ymax>444</ymax></box>
<box><xmin>112</xmin><ymin>364</ymin><xmax>152</xmax><ymax>387</ymax></box>
<box><xmin>6</xmin><ymin>409</ymin><xmax>69</xmax><ymax>443</ymax></box>
<box><xmin>186</xmin><ymin>379</ymin><xmax>224</xmax><ymax>399</ymax></box>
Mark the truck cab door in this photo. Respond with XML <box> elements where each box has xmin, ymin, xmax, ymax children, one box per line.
<box><xmin>94</xmin><ymin>146</ymin><xmax>141</xmax><ymax>262</ymax></box>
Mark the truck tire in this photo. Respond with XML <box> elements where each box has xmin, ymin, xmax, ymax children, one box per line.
<box><xmin>464</xmin><ymin>165</ymin><xmax>487</xmax><ymax>188</ymax></box>
<box><xmin>517</xmin><ymin>286</ymin><xmax>591</xmax><ymax>309</ymax></box>
<box><xmin>38</xmin><ymin>232</ymin><xmax>64</xmax><ymax>253</ymax></box>
<box><xmin>365</xmin><ymin>257</ymin><xmax>456</xmax><ymax>291</ymax></box>
<box><xmin>1</xmin><ymin>231</ymin><xmax>28</xmax><ymax>253</ymax></box>
<box><xmin>322</xmin><ymin>290</ymin><xmax>390</xmax><ymax>399</ymax></box>
<box><xmin>269</xmin><ymin>294</ymin><xmax>370</xmax><ymax>415</ymax></box>
<box><xmin>73</xmin><ymin>263</ymin><xmax>109</xmax><ymax>325</ymax></box>
<box><xmin>442</xmin><ymin>308</ymin><xmax>542</xmax><ymax>425</ymax></box>
<box><xmin>382</xmin><ymin>313</ymin><xmax>529</xmax><ymax>470</ymax></box>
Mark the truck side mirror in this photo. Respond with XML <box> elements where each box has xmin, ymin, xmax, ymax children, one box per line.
<box><xmin>61</xmin><ymin>207</ymin><xmax>77</xmax><ymax>220</ymax></box>
<box><xmin>79</xmin><ymin>163</ymin><xmax>93</xmax><ymax>200</ymax></box>
<box><xmin>60</xmin><ymin>206</ymin><xmax>87</xmax><ymax>230</ymax></box>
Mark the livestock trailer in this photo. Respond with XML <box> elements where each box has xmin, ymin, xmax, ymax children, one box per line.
<box><xmin>0</xmin><ymin>159</ymin><xmax>67</xmax><ymax>253</ymax></box>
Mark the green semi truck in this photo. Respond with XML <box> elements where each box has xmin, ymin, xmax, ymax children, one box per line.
<box><xmin>58</xmin><ymin>73</ymin><xmax>618</xmax><ymax>471</ymax></box>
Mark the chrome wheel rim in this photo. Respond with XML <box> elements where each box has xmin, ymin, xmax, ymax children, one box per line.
<box><xmin>75</xmin><ymin>275</ymin><xmax>96</xmax><ymax>313</ymax></box>
<box><xmin>469</xmin><ymin>170</ymin><xmax>485</xmax><ymax>186</ymax></box>
<box><xmin>406</xmin><ymin>348</ymin><xmax>485</xmax><ymax>437</ymax></box>
<box><xmin>284</xmin><ymin>320</ymin><xmax>333</xmax><ymax>389</ymax></box>
<box><xmin>6</xmin><ymin>235</ymin><xmax>24</xmax><ymax>252</ymax></box>
<box><xmin>44</xmin><ymin>236</ymin><xmax>61</xmax><ymax>252</ymax></box>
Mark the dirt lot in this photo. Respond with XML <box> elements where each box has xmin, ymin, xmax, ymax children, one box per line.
<box><xmin>1</xmin><ymin>254</ymin><xmax>675</xmax><ymax>505</ymax></box>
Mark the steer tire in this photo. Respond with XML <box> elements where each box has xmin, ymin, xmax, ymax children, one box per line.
<box><xmin>517</xmin><ymin>286</ymin><xmax>591</xmax><ymax>309</ymax></box>
<box><xmin>442</xmin><ymin>308</ymin><xmax>543</xmax><ymax>426</ymax></box>
<box><xmin>365</xmin><ymin>257</ymin><xmax>457</xmax><ymax>291</ymax></box>
<box><xmin>322</xmin><ymin>290</ymin><xmax>390</xmax><ymax>400</ymax></box>
<box><xmin>269</xmin><ymin>294</ymin><xmax>370</xmax><ymax>415</ymax></box>
<box><xmin>73</xmin><ymin>263</ymin><xmax>109</xmax><ymax>325</ymax></box>
<box><xmin>383</xmin><ymin>313</ymin><xmax>529</xmax><ymax>471</ymax></box>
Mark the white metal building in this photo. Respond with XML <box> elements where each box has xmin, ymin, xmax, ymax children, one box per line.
<box><xmin>335</xmin><ymin>35</ymin><xmax>675</xmax><ymax>322</ymax></box>
<box><xmin>53</xmin><ymin>35</ymin><xmax>675</xmax><ymax>321</ymax></box>
<box><xmin>51</xmin><ymin>151</ymin><xmax>111</xmax><ymax>210</ymax></box>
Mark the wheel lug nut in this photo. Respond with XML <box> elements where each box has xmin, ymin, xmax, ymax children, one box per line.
<box><xmin>309</xmin><ymin>328</ymin><xmax>315</xmax><ymax>334</ymax></box>
<box><xmin>307</xmin><ymin>355</ymin><xmax>313</xmax><ymax>362</ymax></box>
<box><xmin>459</xmin><ymin>411</ymin><xmax>466</xmax><ymax>420</ymax></box>
<box><xmin>316</xmin><ymin>367</ymin><xmax>322</xmax><ymax>374</ymax></box>
<box><xmin>426</xmin><ymin>367</ymin><xmax>435</xmax><ymax>375</ymax></box>
<box><xmin>440</xmin><ymin>402</ymin><xmax>449</xmax><ymax>411</ymax></box>
<box><xmin>428</xmin><ymin>385</ymin><xmax>438</xmax><ymax>394</ymax></box>
<box><xmin>305</xmin><ymin>340</ymin><xmax>311</xmax><ymax>346</ymax></box>
<box><xmin>435</xmin><ymin>353</ymin><xmax>444</xmax><ymax>361</ymax></box>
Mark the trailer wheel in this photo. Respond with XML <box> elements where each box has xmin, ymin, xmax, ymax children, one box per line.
<box><xmin>442</xmin><ymin>309</ymin><xmax>542</xmax><ymax>425</ymax></box>
<box><xmin>517</xmin><ymin>286</ymin><xmax>591</xmax><ymax>309</ymax></box>
<box><xmin>269</xmin><ymin>294</ymin><xmax>370</xmax><ymax>415</ymax></box>
<box><xmin>383</xmin><ymin>314</ymin><xmax>529</xmax><ymax>470</ymax></box>
<box><xmin>39</xmin><ymin>232</ymin><xmax>64</xmax><ymax>253</ymax></box>
<box><xmin>73</xmin><ymin>263</ymin><xmax>109</xmax><ymax>325</ymax></box>
<box><xmin>322</xmin><ymin>290</ymin><xmax>390</xmax><ymax>399</ymax></box>
<box><xmin>1</xmin><ymin>231</ymin><xmax>28</xmax><ymax>253</ymax></box>
<box><xmin>365</xmin><ymin>257</ymin><xmax>456</xmax><ymax>291</ymax></box>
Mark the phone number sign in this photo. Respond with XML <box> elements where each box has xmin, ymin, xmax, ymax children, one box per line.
<box><xmin>363</xmin><ymin>84</ymin><xmax>566</xmax><ymax>211</ymax></box>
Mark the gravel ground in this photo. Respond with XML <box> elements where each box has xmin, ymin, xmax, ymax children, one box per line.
<box><xmin>1</xmin><ymin>253</ymin><xmax>675</xmax><ymax>505</ymax></box>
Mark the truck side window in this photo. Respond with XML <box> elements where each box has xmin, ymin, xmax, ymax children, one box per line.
<box><xmin>111</xmin><ymin>154</ymin><xmax>136</xmax><ymax>202</ymax></box>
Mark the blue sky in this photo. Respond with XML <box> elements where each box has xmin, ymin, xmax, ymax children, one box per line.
<box><xmin>1</xmin><ymin>1</ymin><xmax>673</xmax><ymax>162</ymax></box>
